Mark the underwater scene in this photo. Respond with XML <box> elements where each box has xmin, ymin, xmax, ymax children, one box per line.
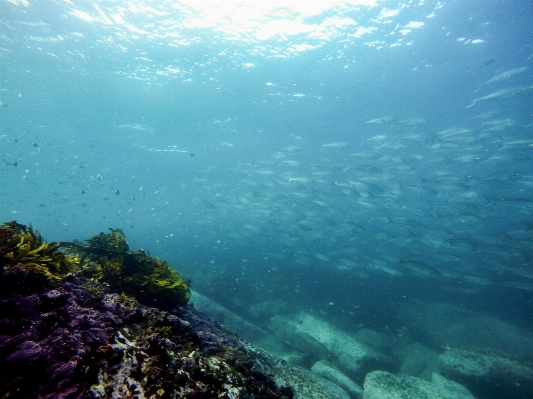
<box><xmin>1</xmin><ymin>1</ymin><xmax>533</xmax><ymax>398</ymax></box>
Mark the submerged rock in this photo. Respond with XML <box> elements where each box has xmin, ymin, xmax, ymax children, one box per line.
<box><xmin>190</xmin><ymin>289</ymin><xmax>291</xmax><ymax>357</ymax></box>
<box><xmin>250</xmin><ymin>348</ymin><xmax>351</xmax><ymax>399</ymax></box>
<box><xmin>192</xmin><ymin>291</ymin><xmax>359</xmax><ymax>397</ymax></box>
<box><xmin>0</xmin><ymin>274</ymin><xmax>293</xmax><ymax>398</ymax></box>
<box><xmin>311</xmin><ymin>360</ymin><xmax>363</xmax><ymax>399</ymax></box>
<box><xmin>397</xmin><ymin>343</ymin><xmax>440</xmax><ymax>380</ymax></box>
<box><xmin>363</xmin><ymin>370</ymin><xmax>475</xmax><ymax>399</ymax></box>
<box><xmin>438</xmin><ymin>348</ymin><xmax>533</xmax><ymax>399</ymax></box>
<box><xmin>269</xmin><ymin>312</ymin><xmax>398</xmax><ymax>381</ymax></box>
<box><xmin>397</xmin><ymin>301</ymin><xmax>533</xmax><ymax>361</ymax></box>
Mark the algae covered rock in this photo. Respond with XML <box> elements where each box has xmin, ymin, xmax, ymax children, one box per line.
<box><xmin>0</xmin><ymin>222</ymin><xmax>293</xmax><ymax>399</ymax></box>
<box><xmin>77</xmin><ymin>228</ymin><xmax>191</xmax><ymax>310</ymax></box>
<box><xmin>0</xmin><ymin>274</ymin><xmax>293</xmax><ymax>399</ymax></box>
<box><xmin>0</xmin><ymin>221</ymin><xmax>79</xmax><ymax>292</ymax></box>
<box><xmin>0</xmin><ymin>222</ymin><xmax>190</xmax><ymax>310</ymax></box>
<box><xmin>363</xmin><ymin>370</ymin><xmax>475</xmax><ymax>399</ymax></box>
<box><xmin>86</xmin><ymin>228</ymin><xmax>130</xmax><ymax>254</ymax></box>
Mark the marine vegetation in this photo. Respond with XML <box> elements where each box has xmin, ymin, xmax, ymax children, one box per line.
<box><xmin>76</xmin><ymin>228</ymin><xmax>191</xmax><ymax>310</ymax></box>
<box><xmin>86</xmin><ymin>228</ymin><xmax>130</xmax><ymax>254</ymax></box>
<box><xmin>0</xmin><ymin>221</ymin><xmax>79</xmax><ymax>293</ymax></box>
<box><xmin>0</xmin><ymin>222</ymin><xmax>190</xmax><ymax>310</ymax></box>
<box><xmin>0</xmin><ymin>221</ymin><xmax>292</xmax><ymax>399</ymax></box>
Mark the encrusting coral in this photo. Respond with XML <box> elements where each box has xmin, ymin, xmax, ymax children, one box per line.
<box><xmin>0</xmin><ymin>221</ymin><xmax>292</xmax><ymax>399</ymax></box>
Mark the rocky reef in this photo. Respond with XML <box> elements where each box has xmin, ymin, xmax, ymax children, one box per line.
<box><xmin>439</xmin><ymin>348</ymin><xmax>533</xmax><ymax>399</ymax></box>
<box><xmin>4</xmin><ymin>221</ymin><xmax>531</xmax><ymax>399</ymax></box>
<box><xmin>268</xmin><ymin>312</ymin><xmax>399</xmax><ymax>382</ymax></box>
<box><xmin>363</xmin><ymin>371</ymin><xmax>475</xmax><ymax>399</ymax></box>
<box><xmin>0</xmin><ymin>222</ymin><xmax>293</xmax><ymax>399</ymax></box>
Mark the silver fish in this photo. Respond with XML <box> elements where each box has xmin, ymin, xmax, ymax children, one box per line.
<box><xmin>483</xmin><ymin>66</ymin><xmax>528</xmax><ymax>85</ymax></box>
<box><xmin>322</xmin><ymin>142</ymin><xmax>348</xmax><ymax>148</ymax></box>
<box><xmin>467</xmin><ymin>85</ymin><xmax>533</xmax><ymax>108</ymax></box>
<box><xmin>362</xmin><ymin>116</ymin><xmax>394</xmax><ymax>124</ymax></box>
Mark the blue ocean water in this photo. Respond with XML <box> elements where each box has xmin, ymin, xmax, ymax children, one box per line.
<box><xmin>1</xmin><ymin>0</ymin><xmax>533</xmax><ymax>395</ymax></box>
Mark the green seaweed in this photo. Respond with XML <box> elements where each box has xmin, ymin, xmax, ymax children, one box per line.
<box><xmin>141</xmin><ymin>325</ymin><xmax>173</xmax><ymax>339</ymax></box>
<box><xmin>86</xmin><ymin>228</ymin><xmax>129</xmax><ymax>254</ymax></box>
<box><xmin>84</xmin><ymin>282</ymin><xmax>103</xmax><ymax>297</ymax></box>
<box><xmin>0</xmin><ymin>222</ymin><xmax>190</xmax><ymax>310</ymax></box>
<box><xmin>116</xmin><ymin>292</ymin><xmax>138</xmax><ymax>308</ymax></box>
<box><xmin>0</xmin><ymin>221</ymin><xmax>79</xmax><ymax>293</ymax></box>
<box><xmin>80</xmin><ymin>229</ymin><xmax>190</xmax><ymax>310</ymax></box>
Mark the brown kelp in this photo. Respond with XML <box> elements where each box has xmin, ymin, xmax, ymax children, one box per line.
<box><xmin>76</xmin><ymin>228</ymin><xmax>191</xmax><ymax>310</ymax></box>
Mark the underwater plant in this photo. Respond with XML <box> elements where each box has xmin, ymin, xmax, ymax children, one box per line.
<box><xmin>0</xmin><ymin>221</ymin><xmax>79</xmax><ymax>293</ymax></box>
<box><xmin>78</xmin><ymin>228</ymin><xmax>191</xmax><ymax>310</ymax></box>
<box><xmin>0</xmin><ymin>222</ymin><xmax>190</xmax><ymax>309</ymax></box>
<box><xmin>86</xmin><ymin>228</ymin><xmax>129</xmax><ymax>254</ymax></box>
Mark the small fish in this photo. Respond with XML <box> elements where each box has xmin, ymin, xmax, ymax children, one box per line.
<box><xmin>323</xmin><ymin>142</ymin><xmax>348</xmax><ymax>148</ymax></box>
<box><xmin>483</xmin><ymin>66</ymin><xmax>528</xmax><ymax>85</ymax></box>
<box><xmin>399</xmin><ymin>118</ymin><xmax>426</xmax><ymax>125</ymax></box>
<box><xmin>288</xmin><ymin>177</ymin><xmax>311</xmax><ymax>183</ymax></box>
<box><xmin>283</xmin><ymin>160</ymin><xmax>302</xmax><ymax>167</ymax></box>
<box><xmin>398</xmin><ymin>260</ymin><xmax>441</xmax><ymax>276</ymax></box>
<box><xmin>115</xmin><ymin>190</ymin><xmax>120</xmax><ymax>195</ymax></box>
<box><xmin>467</xmin><ymin>85</ymin><xmax>533</xmax><ymax>108</ymax></box>
<box><xmin>12</xmin><ymin>161</ymin><xmax>18</xmax><ymax>167</ymax></box>
<box><xmin>362</xmin><ymin>116</ymin><xmax>394</xmax><ymax>125</ymax></box>
<box><xmin>365</xmin><ymin>134</ymin><xmax>389</xmax><ymax>142</ymax></box>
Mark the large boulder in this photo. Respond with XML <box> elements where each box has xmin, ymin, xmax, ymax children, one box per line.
<box><xmin>311</xmin><ymin>360</ymin><xmax>363</xmax><ymax>399</ymax></box>
<box><xmin>397</xmin><ymin>343</ymin><xmax>440</xmax><ymax>380</ymax></box>
<box><xmin>251</xmin><ymin>347</ymin><xmax>351</xmax><ymax>399</ymax></box>
<box><xmin>190</xmin><ymin>290</ymin><xmax>291</xmax><ymax>357</ymax></box>
<box><xmin>363</xmin><ymin>371</ymin><xmax>475</xmax><ymax>399</ymax></box>
<box><xmin>438</xmin><ymin>348</ymin><xmax>533</xmax><ymax>399</ymax></box>
<box><xmin>187</xmin><ymin>291</ymin><xmax>358</xmax><ymax>398</ymax></box>
<box><xmin>269</xmin><ymin>312</ymin><xmax>398</xmax><ymax>380</ymax></box>
<box><xmin>397</xmin><ymin>301</ymin><xmax>533</xmax><ymax>361</ymax></box>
